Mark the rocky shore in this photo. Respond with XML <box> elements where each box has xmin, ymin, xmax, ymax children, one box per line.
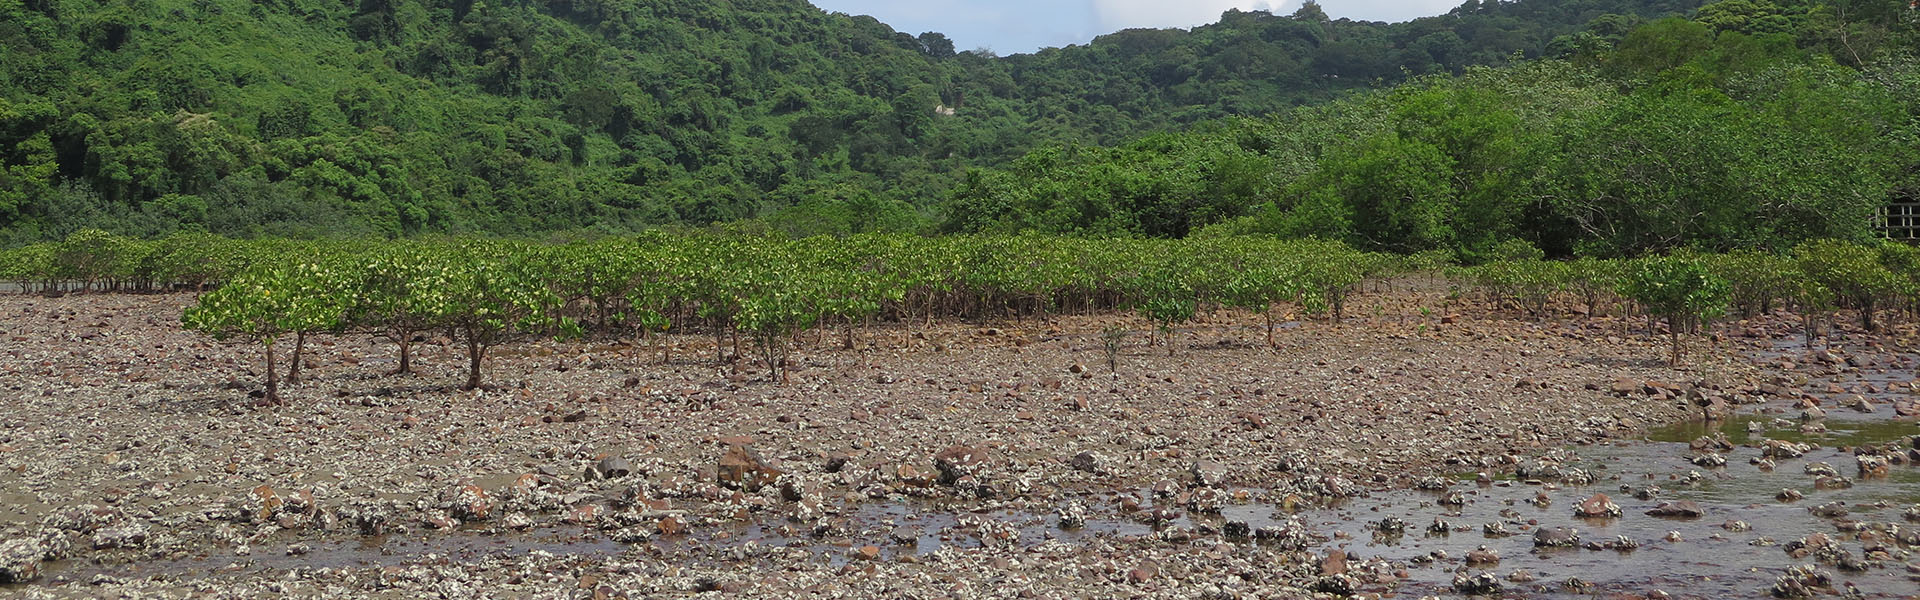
<box><xmin>3</xmin><ymin>289</ymin><xmax>1912</xmax><ymax>598</ymax></box>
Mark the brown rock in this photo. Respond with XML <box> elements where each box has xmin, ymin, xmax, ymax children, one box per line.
<box><xmin>851</xmin><ymin>545</ymin><xmax>881</xmax><ymax>561</ymax></box>
<box><xmin>1574</xmin><ymin>493</ymin><xmax>1621</xmax><ymax>518</ymax></box>
<box><xmin>1320</xmin><ymin>550</ymin><xmax>1347</xmax><ymax>575</ymax></box>
<box><xmin>718</xmin><ymin>444</ymin><xmax>783</xmax><ymax>492</ymax></box>
<box><xmin>252</xmin><ymin>485</ymin><xmax>282</xmax><ymax>521</ymax></box>
<box><xmin>448</xmin><ymin>484</ymin><xmax>494</xmax><ymax>521</ymax></box>
<box><xmin>1610</xmin><ymin>378</ymin><xmax>1643</xmax><ymax>396</ymax></box>
<box><xmin>896</xmin><ymin>464</ymin><xmax>933</xmax><ymax>487</ymax></box>
<box><xmin>1127</xmin><ymin>561</ymin><xmax>1158</xmax><ymax>584</ymax></box>
<box><xmin>564</xmin><ymin>504</ymin><xmax>602</xmax><ymax>525</ymax></box>
<box><xmin>1645</xmin><ymin>500</ymin><xmax>1704</xmax><ymax>518</ymax></box>
<box><xmin>933</xmin><ymin>445</ymin><xmax>990</xmax><ymax>484</ymax></box>
<box><xmin>657</xmin><ymin>516</ymin><xmax>685</xmax><ymax>536</ymax></box>
<box><xmin>1465</xmin><ymin>546</ymin><xmax>1500</xmax><ymax>566</ymax></box>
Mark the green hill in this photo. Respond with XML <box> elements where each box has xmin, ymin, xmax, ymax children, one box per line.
<box><xmin>0</xmin><ymin>0</ymin><xmax>1710</xmax><ymax>241</ymax></box>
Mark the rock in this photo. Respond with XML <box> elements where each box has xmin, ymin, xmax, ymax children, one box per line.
<box><xmin>1574</xmin><ymin>493</ymin><xmax>1622</xmax><ymax>518</ymax></box>
<box><xmin>1069</xmin><ymin>451</ymin><xmax>1107</xmax><ymax>475</ymax></box>
<box><xmin>1189</xmin><ymin>460</ymin><xmax>1228</xmax><ymax>487</ymax></box>
<box><xmin>1808</xmin><ymin>501</ymin><xmax>1849</xmax><ymax>518</ymax></box>
<box><xmin>1453</xmin><ymin>571</ymin><xmax>1503</xmax><ymax>595</ymax></box>
<box><xmin>888</xmin><ymin>526</ymin><xmax>921</xmax><ymax>545</ymax></box>
<box><xmin>0</xmin><ymin>538</ymin><xmax>44</xmax><ymax>583</ymax></box>
<box><xmin>502</xmin><ymin>512</ymin><xmax>534</xmax><ymax>531</ymax></box>
<box><xmin>1056</xmin><ymin>501</ymin><xmax>1089</xmax><ymax>529</ymax></box>
<box><xmin>1691</xmin><ymin>452</ymin><xmax>1727</xmax><ymax>467</ymax></box>
<box><xmin>895</xmin><ymin>463</ymin><xmax>934</xmax><ymax>487</ymax></box>
<box><xmin>444</xmin><ymin>484</ymin><xmax>494</xmax><ymax>521</ymax></box>
<box><xmin>1856</xmin><ymin>455</ymin><xmax>1890</xmax><ymax>478</ymax></box>
<box><xmin>1813</xmin><ymin>476</ymin><xmax>1852</xmax><ymax>490</ymax></box>
<box><xmin>823</xmin><ymin>452</ymin><xmax>852</xmax><ymax>473</ymax></box>
<box><xmin>717</xmin><ymin>444</ymin><xmax>783</xmax><ymax>492</ymax></box>
<box><xmin>1646</xmin><ymin>501</ymin><xmax>1704</xmax><ymax>518</ymax></box>
<box><xmin>1533</xmin><ymin>527</ymin><xmax>1580</xmax><ymax>547</ymax></box>
<box><xmin>1770</xmin><ymin>565</ymin><xmax>1832</xmax><ymax>598</ymax></box>
<box><xmin>564</xmin><ymin>504</ymin><xmax>602</xmax><ymax>525</ymax></box>
<box><xmin>1763</xmin><ymin>440</ymin><xmax>1811</xmax><ymax>459</ymax></box>
<box><xmin>1465</xmin><ymin>546</ymin><xmax>1500</xmax><ymax>566</ymax></box>
<box><xmin>90</xmin><ymin>523</ymin><xmax>149</xmax><ymax>550</ymax></box>
<box><xmin>421</xmin><ymin>513</ymin><xmax>456</xmax><ymax>530</ymax></box>
<box><xmin>1311</xmin><ymin>574</ymin><xmax>1357</xmax><ymax>595</ymax></box>
<box><xmin>1186</xmin><ymin>487</ymin><xmax>1225</xmax><ymax>513</ymax></box>
<box><xmin>596</xmin><ymin>456</ymin><xmax>634</xmax><ymax>480</ymax></box>
<box><xmin>933</xmin><ymin>445</ymin><xmax>990</xmax><ymax>485</ymax></box>
<box><xmin>1126</xmin><ymin>561</ymin><xmax>1158</xmax><ymax>584</ymax></box>
<box><xmin>1319</xmin><ymin>549</ymin><xmax>1347</xmax><ymax>575</ymax></box>
<box><xmin>1610</xmin><ymin>378</ymin><xmax>1644</xmax><ymax>396</ymax></box>
<box><xmin>850</xmin><ymin>545</ymin><xmax>880</xmax><ymax>561</ymax></box>
<box><xmin>1223</xmin><ymin>520</ymin><xmax>1252</xmax><ymax>539</ymax></box>
<box><xmin>252</xmin><ymin>484</ymin><xmax>283</xmax><ymax>521</ymax></box>
<box><xmin>1804</xmin><ymin>462</ymin><xmax>1838</xmax><ymax>477</ymax></box>
<box><xmin>1777</xmin><ymin>488</ymin><xmax>1805</xmax><ymax>502</ymax></box>
<box><xmin>657</xmin><ymin>516</ymin><xmax>685</xmax><ymax>536</ymax></box>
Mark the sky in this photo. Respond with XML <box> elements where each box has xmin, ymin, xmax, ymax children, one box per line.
<box><xmin>807</xmin><ymin>0</ymin><xmax>1467</xmax><ymax>55</ymax></box>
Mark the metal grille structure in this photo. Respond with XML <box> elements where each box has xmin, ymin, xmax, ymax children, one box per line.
<box><xmin>1877</xmin><ymin>203</ymin><xmax>1920</xmax><ymax>241</ymax></box>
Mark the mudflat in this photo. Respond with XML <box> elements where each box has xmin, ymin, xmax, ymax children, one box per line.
<box><xmin>1</xmin><ymin>290</ymin><xmax>1915</xmax><ymax>598</ymax></box>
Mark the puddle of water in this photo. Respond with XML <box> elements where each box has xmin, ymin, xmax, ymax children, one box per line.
<box><xmin>1650</xmin><ymin>413</ymin><xmax>1920</xmax><ymax>449</ymax></box>
<box><xmin>42</xmin><ymin>526</ymin><xmax>622</xmax><ymax>584</ymax></box>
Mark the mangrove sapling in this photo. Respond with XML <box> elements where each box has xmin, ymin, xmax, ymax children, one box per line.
<box><xmin>1101</xmin><ymin>325</ymin><xmax>1128</xmax><ymax>376</ymax></box>
<box><xmin>1617</xmin><ymin>256</ymin><xmax>1730</xmax><ymax>366</ymax></box>
<box><xmin>182</xmin><ymin>266</ymin><xmax>309</xmax><ymax>406</ymax></box>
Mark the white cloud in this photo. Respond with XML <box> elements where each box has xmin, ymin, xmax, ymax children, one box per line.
<box><xmin>1090</xmin><ymin>0</ymin><xmax>1468</xmax><ymax>30</ymax></box>
<box><xmin>1090</xmin><ymin>0</ymin><xmax>1283</xmax><ymax>31</ymax></box>
<box><xmin>1320</xmin><ymin>0</ymin><xmax>1464</xmax><ymax>22</ymax></box>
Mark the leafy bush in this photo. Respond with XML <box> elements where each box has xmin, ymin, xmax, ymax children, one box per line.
<box><xmin>1616</xmin><ymin>256</ymin><xmax>1729</xmax><ymax>365</ymax></box>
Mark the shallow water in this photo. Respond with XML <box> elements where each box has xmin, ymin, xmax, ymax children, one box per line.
<box><xmin>43</xmin><ymin>526</ymin><xmax>623</xmax><ymax>584</ymax></box>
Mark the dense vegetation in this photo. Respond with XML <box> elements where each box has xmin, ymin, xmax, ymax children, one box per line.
<box><xmin>0</xmin><ymin>0</ymin><xmax>1714</xmax><ymax>242</ymax></box>
<box><xmin>952</xmin><ymin>1</ymin><xmax>1920</xmax><ymax>257</ymax></box>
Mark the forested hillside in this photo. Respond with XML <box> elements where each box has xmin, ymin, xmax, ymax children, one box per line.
<box><xmin>0</xmin><ymin>0</ymin><xmax>1707</xmax><ymax>241</ymax></box>
<box><xmin>951</xmin><ymin>0</ymin><xmax>1920</xmax><ymax>259</ymax></box>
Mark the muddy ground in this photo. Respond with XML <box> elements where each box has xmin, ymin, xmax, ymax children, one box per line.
<box><xmin>0</xmin><ymin>287</ymin><xmax>1914</xmax><ymax>598</ymax></box>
